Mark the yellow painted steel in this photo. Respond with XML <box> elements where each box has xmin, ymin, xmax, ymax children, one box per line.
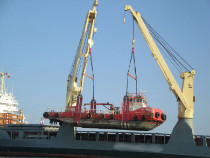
<box><xmin>65</xmin><ymin>0</ymin><xmax>98</xmax><ymax>109</ymax></box>
<box><xmin>124</xmin><ymin>6</ymin><xmax>196</xmax><ymax>119</ymax></box>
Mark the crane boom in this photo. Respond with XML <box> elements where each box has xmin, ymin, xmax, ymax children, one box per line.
<box><xmin>124</xmin><ymin>6</ymin><xmax>196</xmax><ymax>119</ymax></box>
<box><xmin>66</xmin><ymin>0</ymin><xmax>98</xmax><ymax>109</ymax></box>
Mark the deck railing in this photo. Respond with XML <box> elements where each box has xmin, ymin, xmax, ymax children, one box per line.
<box><xmin>75</xmin><ymin>131</ymin><xmax>210</xmax><ymax>147</ymax></box>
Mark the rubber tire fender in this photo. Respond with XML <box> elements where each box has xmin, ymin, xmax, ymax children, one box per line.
<box><xmin>55</xmin><ymin>113</ymin><xmax>59</xmax><ymax>118</ymax></box>
<box><xmin>161</xmin><ymin>114</ymin><xmax>166</xmax><ymax>120</ymax></box>
<box><xmin>155</xmin><ymin>112</ymin><xmax>160</xmax><ymax>118</ymax></box>
<box><xmin>134</xmin><ymin>115</ymin><xmax>138</xmax><ymax>121</ymax></box>
<box><xmin>109</xmin><ymin>115</ymin><xmax>114</xmax><ymax>119</ymax></box>
<box><xmin>100</xmin><ymin>114</ymin><xmax>104</xmax><ymax>119</ymax></box>
<box><xmin>141</xmin><ymin>115</ymin><xmax>146</xmax><ymax>121</ymax></box>
<box><xmin>87</xmin><ymin>114</ymin><xmax>91</xmax><ymax>119</ymax></box>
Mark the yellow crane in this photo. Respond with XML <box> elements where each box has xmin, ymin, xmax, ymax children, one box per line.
<box><xmin>124</xmin><ymin>6</ymin><xmax>197</xmax><ymax>144</ymax></box>
<box><xmin>65</xmin><ymin>0</ymin><xmax>98</xmax><ymax>109</ymax></box>
<box><xmin>124</xmin><ymin>5</ymin><xmax>195</xmax><ymax>120</ymax></box>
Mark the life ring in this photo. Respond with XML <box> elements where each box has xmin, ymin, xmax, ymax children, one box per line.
<box><xmin>55</xmin><ymin>113</ymin><xmax>59</xmax><ymax>118</ymax></box>
<box><xmin>155</xmin><ymin>112</ymin><xmax>160</xmax><ymax>118</ymax></box>
<box><xmin>109</xmin><ymin>115</ymin><xmax>114</xmax><ymax>119</ymax></box>
<box><xmin>87</xmin><ymin>114</ymin><xmax>91</xmax><ymax>119</ymax></box>
<box><xmin>134</xmin><ymin>115</ymin><xmax>138</xmax><ymax>121</ymax></box>
<box><xmin>141</xmin><ymin>115</ymin><xmax>146</xmax><ymax>121</ymax></box>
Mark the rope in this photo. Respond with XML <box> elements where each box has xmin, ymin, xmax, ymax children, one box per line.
<box><xmin>126</xmin><ymin>17</ymin><xmax>138</xmax><ymax>95</ymax></box>
<box><xmin>126</xmin><ymin>52</ymin><xmax>133</xmax><ymax>94</ymax></box>
<box><xmin>90</xmin><ymin>52</ymin><xmax>95</xmax><ymax>99</ymax></box>
<box><xmin>133</xmin><ymin>52</ymin><xmax>138</xmax><ymax>94</ymax></box>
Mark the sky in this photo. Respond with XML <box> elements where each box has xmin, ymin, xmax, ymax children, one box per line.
<box><xmin>0</xmin><ymin>0</ymin><xmax>209</xmax><ymax>135</ymax></box>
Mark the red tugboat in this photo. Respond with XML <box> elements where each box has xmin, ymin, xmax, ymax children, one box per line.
<box><xmin>43</xmin><ymin>92</ymin><xmax>166</xmax><ymax>131</ymax></box>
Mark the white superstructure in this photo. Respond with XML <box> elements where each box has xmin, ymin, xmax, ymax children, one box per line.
<box><xmin>0</xmin><ymin>92</ymin><xmax>19</xmax><ymax>114</ymax></box>
<box><xmin>0</xmin><ymin>72</ymin><xmax>21</xmax><ymax>115</ymax></box>
<box><xmin>0</xmin><ymin>72</ymin><xmax>24</xmax><ymax>125</ymax></box>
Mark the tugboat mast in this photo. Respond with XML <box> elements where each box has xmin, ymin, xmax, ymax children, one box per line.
<box><xmin>0</xmin><ymin>72</ymin><xmax>9</xmax><ymax>93</ymax></box>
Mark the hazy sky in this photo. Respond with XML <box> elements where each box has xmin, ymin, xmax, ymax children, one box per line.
<box><xmin>0</xmin><ymin>0</ymin><xmax>209</xmax><ymax>135</ymax></box>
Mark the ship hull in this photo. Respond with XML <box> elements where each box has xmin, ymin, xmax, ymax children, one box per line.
<box><xmin>0</xmin><ymin>146</ymin><xmax>205</xmax><ymax>158</ymax></box>
<box><xmin>0</xmin><ymin>125</ymin><xmax>209</xmax><ymax>158</ymax></box>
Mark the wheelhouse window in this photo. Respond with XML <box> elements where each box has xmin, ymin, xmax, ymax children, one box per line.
<box><xmin>142</xmin><ymin>99</ymin><xmax>145</xmax><ymax>103</ymax></box>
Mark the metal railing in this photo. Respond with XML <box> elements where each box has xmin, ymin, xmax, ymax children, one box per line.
<box><xmin>75</xmin><ymin>131</ymin><xmax>210</xmax><ymax>147</ymax></box>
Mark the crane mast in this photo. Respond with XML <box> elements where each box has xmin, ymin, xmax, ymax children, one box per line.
<box><xmin>66</xmin><ymin>0</ymin><xmax>98</xmax><ymax>109</ymax></box>
<box><xmin>124</xmin><ymin>6</ymin><xmax>196</xmax><ymax>119</ymax></box>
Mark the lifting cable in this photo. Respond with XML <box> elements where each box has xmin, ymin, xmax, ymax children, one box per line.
<box><xmin>142</xmin><ymin>17</ymin><xmax>194</xmax><ymax>72</ymax></box>
<box><xmin>158</xmin><ymin>45</ymin><xmax>182</xmax><ymax>73</ymax></box>
<box><xmin>89</xmin><ymin>24</ymin><xmax>98</xmax><ymax>101</ymax></box>
<box><xmin>126</xmin><ymin>18</ymin><xmax>138</xmax><ymax>95</ymax></box>
<box><xmin>89</xmin><ymin>45</ymin><xmax>95</xmax><ymax>100</ymax></box>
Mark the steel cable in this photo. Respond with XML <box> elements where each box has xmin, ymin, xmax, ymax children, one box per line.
<box><xmin>142</xmin><ymin>17</ymin><xmax>194</xmax><ymax>72</ymax></box>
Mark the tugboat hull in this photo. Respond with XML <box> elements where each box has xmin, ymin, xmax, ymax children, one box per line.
<box><xmin>59</xmin><ymin>118</ymin><xmax>162</xmax><ymax>131</ymax></box>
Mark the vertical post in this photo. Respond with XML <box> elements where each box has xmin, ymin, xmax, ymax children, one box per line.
<box><xmin>131</xmin><ymin>133</ymin><xmax>135</xmax><ymax>142</ymax></box>
<box><xmin>152</xmin><ymin>134</ymin><xmax>155</xmax><ymax>143</ymax></box>
<box><xmin>91</xmin><ymin>99</ymin><xmax>96</xmax><ymax>113</ymax></box>
<box><xmin>96</xmin><ymin>132</ymin><xmax>99</xmax><ymax>141</ymax></box>
<box><xmin>74</xmin><ymin>95</ymin><xmax>83</xmax><ymax>124</ymax></box>
<box><xmin>125</xmin><ymin>96</ymin><xmax>129</xmax><ymax>125</ymax></box>
<box><xmin>105</xmin><ymin>132</ymin><xmax>108</xmax><ymax>141</ymax></box>
<box><xmin>202</xmin><ymin>136</ymin><xmax>207</xmax><ymax>147</ymax></box>
<box><xmin>164</xmin><ymin>134</ymin><xmax>166</xmax><ymax>144</ymax></box>
<box><xmin>0</xmin><ymin>73</ymin><xmax>5</xmax><ymax>93</ymax></box>
<box><xmin>116</xmin><ymin>133</ymin><xmax>119</xmax><ymax>142</ymax></box>
<box><xmin>122</xmin><ymin>95</ymin><xmax>130</xmax><ymax>128</ymax></box>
